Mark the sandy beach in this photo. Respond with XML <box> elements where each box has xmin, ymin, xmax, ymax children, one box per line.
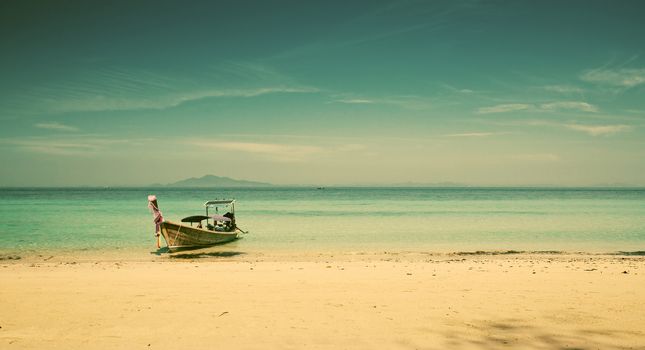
<box><xmin>1</xmin><ymin>250</ymin><xmax>644</xmax><ymax>349</ymax></box>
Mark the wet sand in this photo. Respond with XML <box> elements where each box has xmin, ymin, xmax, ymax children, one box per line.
<box><xmin>1</xmin><ymin>250</ymin><xmax>644</xmax><ymax>349</ymax></box>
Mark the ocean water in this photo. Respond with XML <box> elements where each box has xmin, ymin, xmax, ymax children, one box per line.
<box><xmin>0</xmin><ymin>187</ymin><xmax>644</xmax><ymax>254</ymax></box>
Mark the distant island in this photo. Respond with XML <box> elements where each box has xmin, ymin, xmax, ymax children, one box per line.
<box><xmin>153</xmin><ymin>175</ymin><xmax>273</xmax><ymax>188</ymax></box>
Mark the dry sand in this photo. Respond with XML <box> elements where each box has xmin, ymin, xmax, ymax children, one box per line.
<box><xmin>1</xmin><ymin>250</ymin><xmax>644</xmax><ymax>349</ymax></box>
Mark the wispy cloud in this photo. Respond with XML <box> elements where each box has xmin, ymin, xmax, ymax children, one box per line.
<box><xmin>335</xmin><ymin>144</ymin><xmax>367</xmax><ymax>152</ymax></box>
<box><xmin>509</xmin><ymin>153</ymin><xmax>561</xmax><ymax>162</ymax></box>
<box><xmin>543</xmin><ymin>85</ymin><xmax>584</xmax><ymax>94</ymax></box>
<box><xmin>187</xmin><ymin>139</ymin><xmax>372</xmax><ymax>163</ymax></box>
<box><xmin>478</xmin><ymin>101</ymin><xmax>598</xmax><ymax>115</ymax></box>
<box><xmin>333</xmin><ymin>94</ymin><xmax>432</xmax><ymax>110</ymax></box>
<box><xmin>564</xmin><ymin>124</ymin><xmax>631</xmax><ymax>136</ymax></box>
<box><xmin>540</xmin><ymin>101</ymin><xmax>598</xmax><ymax>113</ymax></box>
<box><xmin>34</xmin><ymin>122</ymin><xmax>79</xmax><ymax>132</ymax></box>
<box><xmin>12</xmin><ymin>65</ymin><xmax>320</xmax><ymax>114</ymax></box>
<box><xmin>336</xmin><ymin>99</ymin><xmax>374</xmax><ymax>104</ymax></box>
<box><xmin>477</xmin><ymin>104</ymin><xmax>531</xmax><ymax>114</ymax></box>
<box><xmin>379</xmin><ymin>96</ymin><xmax>433</xmax><ymax>110</ymax></box>
<box><xmin>526</xmin><ymin>120</ymin><xmax>632</xmax><ymax>136</ymax></box>
<box><xmin>272</xmin><ymin>3</ymin><xmax>462</xmax><ymax>60</ymax></box>
<box><xmin>47</xmin><ymin>86</ymin><xmax>319</xmax><ymax>113</ymax></box>
<box><xmin>441</xmin><ymin>84</ymin><xmax>476</xmax><ymax>94</ymax></box>
<box><xmin>580</xmin><ymin>68</ymin><xmax>645</xmax><ymax>87</ymax></box>
<box><xmin>443</xmin><ymin>132</ymin><xmax>499</xmax><ymax>137</ymax></box>
<box><xmin>190</xmin><ymin>141</ymin><xmax>323</xmax><ymax>162</ymax></box>
<box><xmin>1</xmin><ymin>136</ymin><xmax>132</xmax><ymax>156</ymax></box>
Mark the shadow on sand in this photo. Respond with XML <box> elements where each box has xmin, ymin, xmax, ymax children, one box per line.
<box><xmin>168</xmin><ymin>251</ymin><xmax>245</xmax><ymax>259</ymax></box>
<box><xmin>150</xmin><ymin>246</ymin><xmax>245</xmax><ymax>259</ymax></box>
<box><xmin>150</xmin><ymin>247</ymin><xmax>171</xmax><ymax>256</ymax></box>
<box><xmin>416</xmin><ymin>318</ymin><xmax>641</xmax><ymax>350</ymax></box>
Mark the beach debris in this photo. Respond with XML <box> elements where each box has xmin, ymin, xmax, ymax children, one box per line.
<box><xmin>218</xmin><ymin>311</ymin><xmax>229</xmax><ymax>317</ymax></box>
<box><xmin>0</xmin><ymin>255</ymin><xmax>21</xmax><ymax>261</ymax></box>
<box><xmin>622</xmin><ymin>270</ymin><xmax>629</xmax><ymax>274</ymax></box>
<box><xmin>617</xmin><ymin>251</ymin><xmax>645</xmax><ymax>256</ymax></box>
<box><xmin>584</xmin><ymin>268</ymin><xmax>597</xmax><ymax>271</ymax></box>
<box><xmin>454</xmin><ymin>250</ymin><xmax>525</xmax><ymax>256</ymax></box>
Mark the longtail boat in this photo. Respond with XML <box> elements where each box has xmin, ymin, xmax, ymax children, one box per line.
<box><xmin>147</xmin><ymin>195</ymin><xmax>242</xmax><ymax>251</ymax></box>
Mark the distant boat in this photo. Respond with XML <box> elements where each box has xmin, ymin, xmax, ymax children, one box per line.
<box><xmin>147</xmin><ymin>195</ymin><xmax>242</xmax><ymax>251</ymax></box>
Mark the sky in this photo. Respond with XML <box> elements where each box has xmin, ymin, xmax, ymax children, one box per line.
<box><xmin>1</xmin><ymin>0</ymin><xmax>644</xmax><ymax>186</ymax></box>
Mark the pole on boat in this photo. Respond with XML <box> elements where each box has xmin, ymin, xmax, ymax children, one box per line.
<box><xmin>148</xmin><ymin>195</ymin><xmax>162</xmax><ymax>248</ymax></box>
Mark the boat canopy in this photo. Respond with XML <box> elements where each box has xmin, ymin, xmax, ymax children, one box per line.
<box><xmin>181</xmin><ymin>215</ymin><xmax>210</xmax><ymax>223</ymax></box>
<box><xmin>181</xmin><ymin>214</ymin><xmax>232</xmax><ymax>223</ymax></box>
<box><xmin>204</xmin><ymin>200</ymin><xmax>235</xmax><ymax>207</ymax></box>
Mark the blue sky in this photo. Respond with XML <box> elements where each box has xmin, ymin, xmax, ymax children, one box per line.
<box><xmin>1</xmin><ymin>0</ymin><xmax>644</xmax><ymax>186</ymax></box>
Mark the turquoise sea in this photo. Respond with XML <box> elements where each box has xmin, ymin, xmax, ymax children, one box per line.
<box><xmin>0</xmin><ymin>187</ymin><xmax>644</xmax><ymax>254</ymax></box>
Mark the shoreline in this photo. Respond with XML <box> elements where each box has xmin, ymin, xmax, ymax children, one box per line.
<box><xmin>2</xmin><ymin>247</ymin><xmax>645</xmax><ymax>264</ymax></box>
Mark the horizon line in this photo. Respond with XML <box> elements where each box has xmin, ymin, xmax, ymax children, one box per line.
<box><xmin>1</xmin><ymin>184</ymin><xmax>644</xmax><ymax>189</ymax></box>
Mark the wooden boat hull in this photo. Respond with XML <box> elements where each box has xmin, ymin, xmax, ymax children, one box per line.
<box><xmin>159</xmin><ymin>221</ymin><xmax>239</xmax><ymax>251</ymax></box>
